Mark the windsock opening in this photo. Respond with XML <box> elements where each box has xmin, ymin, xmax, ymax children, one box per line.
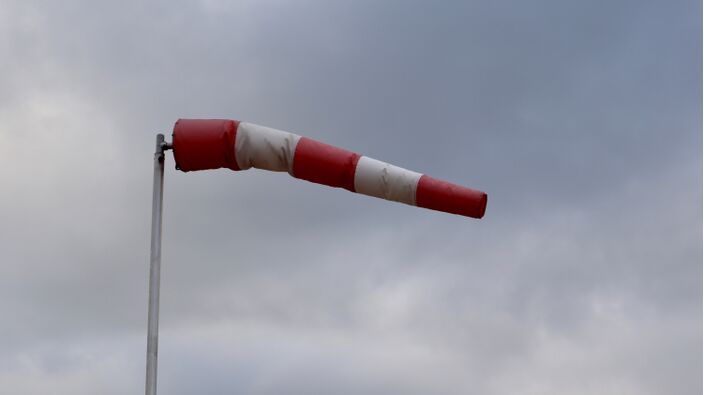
<box><xmin>172</xmin><ymin>119</ymin><xmax>240</xmax><ymax>172</ymax></box>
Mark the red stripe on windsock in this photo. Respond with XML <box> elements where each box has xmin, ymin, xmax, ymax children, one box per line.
<box><xmin>415</xmin><ymin>175</ymin><xmax>487</xmax><ymax>219</ymax></box>
<box><xmin>292</xmin><ymin>137</ymin><xmax>361</xmax><ymax>192</ymax></box>
<box><xmin>172</xmin><ymin>119</ymin><xmax>240</xmax><ymax>172</ymax></box>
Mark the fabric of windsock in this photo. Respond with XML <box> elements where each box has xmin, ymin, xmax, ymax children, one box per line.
<box><xmin>172</xmin><ymin>119</ymin><xmax>487</xmax><ymax>219</ymax></box>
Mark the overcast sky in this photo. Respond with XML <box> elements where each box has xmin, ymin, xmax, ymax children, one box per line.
<box><xmin>0</xmin><ymin>0</ymin><xmax>701</xmax><ymax>394</ymax></box>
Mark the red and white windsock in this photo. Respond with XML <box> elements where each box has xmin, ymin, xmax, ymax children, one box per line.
<box><xmin>172</xmin><ymin>119</ymin><xmax>487</xmax><ymax>219</ymax></box>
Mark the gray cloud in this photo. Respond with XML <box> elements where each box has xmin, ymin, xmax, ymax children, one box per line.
<box><xmin>0</xmin><ymin>0</ymin><xmax>700</xmax><ymax>394</ymax></box>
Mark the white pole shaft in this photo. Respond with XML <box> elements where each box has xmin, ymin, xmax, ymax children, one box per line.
<box><xmin>146</xmin><ymin>134</ymin><xmax>166</xmax><ymax>395</ymax></box>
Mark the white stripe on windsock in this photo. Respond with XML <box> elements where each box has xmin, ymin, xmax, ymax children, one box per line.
<box><xmin>354</xmin><ymin>156</ymin><xmax>422</xmax><ymax>205</ymax></box>
<box><xmin>235</xmin><ymin>122</ymin><xmax>301</xmax><ymax>173</ymax></box>
<box><xmin>234</xmin><ymin>123</ymin><xmax>423</xmax><ymax>206</ymax></box>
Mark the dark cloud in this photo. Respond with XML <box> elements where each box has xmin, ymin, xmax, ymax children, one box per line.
<box><xmin>0</xmin><ymin>0</ymin><xmax>700</xmax><ymax>393</ymax></box>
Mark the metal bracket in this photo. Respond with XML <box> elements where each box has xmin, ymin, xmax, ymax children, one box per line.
<box><xmin>155</xmin><ymin>133</ymin><xmax>173</xmax><ymax>155</ymax></box>
<box><xmin>155</xmin><ymin>134</ymin><xmax>172</xmax><ymax>161</ymax></box>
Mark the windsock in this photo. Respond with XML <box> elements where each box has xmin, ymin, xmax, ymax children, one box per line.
<box><xmin>172</xmin><ymin>119</ymin><xmax>487</xmax><ymax>219</ymax></box>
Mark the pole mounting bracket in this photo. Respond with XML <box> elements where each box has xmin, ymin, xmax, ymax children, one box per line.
<box><xmin>155</xmin><ymin>134</ymin><xmax>173</xmax><ymax>163</ymax></box>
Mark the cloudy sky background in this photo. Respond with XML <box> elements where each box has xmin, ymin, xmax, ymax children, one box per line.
<box><xmin>0</xmin><ymin>0</ymin><xmax>701</xmax><ymax>394</ymax></box>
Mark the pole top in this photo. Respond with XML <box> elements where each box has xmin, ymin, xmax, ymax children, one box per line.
<box><xmin>155</xmin><ymin>134</ymin><xmax>172</xmax><ymax>165</ymax></box>
<box><xmin>156</xmin><ymin>134</ymin><xmax>172</xmax><ymax>154</ymax></box>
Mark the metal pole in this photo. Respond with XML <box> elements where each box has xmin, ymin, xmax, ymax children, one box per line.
<box><xmin>146</xmin><ymin>134</ymin><xmax>169</xmax><ymax>395</ymax></box>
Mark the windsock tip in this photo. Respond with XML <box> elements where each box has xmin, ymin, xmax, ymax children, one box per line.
<box><xmin>476</xmin><ymin>192</ymin><xmax>487</xmax><ymax>219</ymax></box>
